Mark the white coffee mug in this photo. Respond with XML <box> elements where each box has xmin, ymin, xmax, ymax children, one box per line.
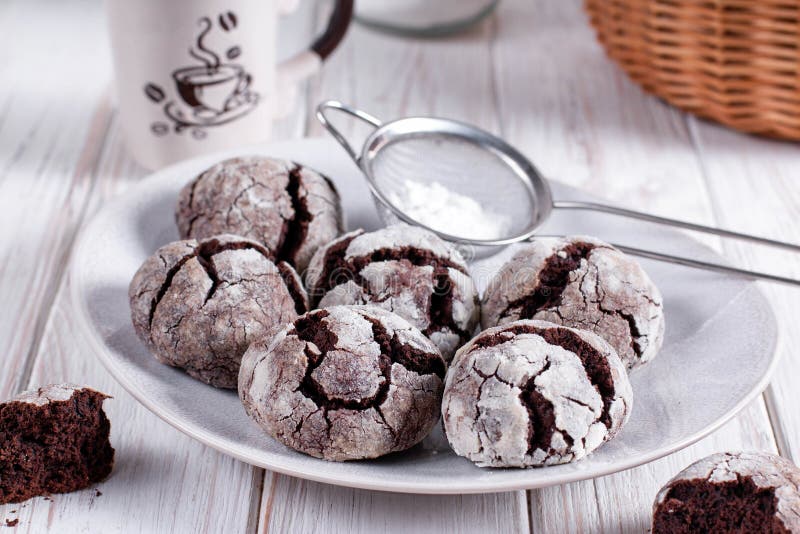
<box><xmin>107</xmin><ymin>0</ymin><xmax>353</xmax><ymax>169</ymax></box>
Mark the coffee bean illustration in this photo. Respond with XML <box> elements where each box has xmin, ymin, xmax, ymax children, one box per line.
<box><xmin>144</xmin><ymin>83</ymin><xmax>165</xmax><ymax>103</ymax></box>
<box><xmin>226</xmin><ymin>46</ymin><xmax>241</xmax><ymax>60</ymax></box>
<box><xmin>219</xmin><ymin>11</ymin><xmax>237</xmax><ymax>31</ymax></box>
<box><xmin>151</xmin><ymin>122</ymin><xmax>169</xmax><ymax>136</ymax></box>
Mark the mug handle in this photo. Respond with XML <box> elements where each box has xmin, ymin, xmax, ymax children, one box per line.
<box><xmin>276</xmin><ymin>0</ymin><xmax>353</xmax><ymax>86</ymax></box>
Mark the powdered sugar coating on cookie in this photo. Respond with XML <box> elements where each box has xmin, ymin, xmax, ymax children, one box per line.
<box><xmin>175</xmin><ymin>156</ymin><xmax>343</xmax><ymax>271</ymax></box>
<box><xmin>482</xmin><ymin>236</ymin><xmax>664</xmax><ymax>371</ymax></box>
<box><xmin>305</xmin><ymin>225</ymin><xmax>480</xmax><ymax>360</ymax></box>
<box><xmin>129</xmin><ymin>234</ymin><xmax>308</xmax><ymax>389</ymax></box>
<box><xmin>238</xmin><ymin>305</ymin><xmax>445</xmax><ymax>461</ymax></box>
<box><xmin>442</xmin><ymin>319</ymin><xmax>632</xmax><ymax>468</ymax></box>
<box><xmin>12</xmin><ymin>384</ymin><xmax>105</xmax><ymax>406</ymax></box>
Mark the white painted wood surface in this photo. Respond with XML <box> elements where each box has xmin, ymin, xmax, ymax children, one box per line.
<box><xmin>0</xmin><ymin>0</ymin><xmax>797</xmax><ymax>532</ymax></box>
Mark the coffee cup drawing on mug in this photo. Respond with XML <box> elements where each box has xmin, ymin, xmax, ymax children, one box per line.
<box><xmin>144</xmin><ymin>12</ymin><xmax>259</xmax><ymax>139</ymax></box>
<box><xmin>108</xmin><ymin>0</ymin><xmax>353</xmax><ymax>169</ymax></box>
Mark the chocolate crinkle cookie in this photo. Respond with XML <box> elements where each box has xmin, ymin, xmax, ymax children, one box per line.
<box><xmin>305</xmin><ymin>224</ymin><xmax>480</xmax><ymax>360</ymax></box>
<box><xmin>129</xmin><ymin>234</ymin><xmax>308</xmax><ymax>389</ymax></box>
<box><xmin>0</xmin><ymin>384</ymin><xmax>114</xmax><ymax>504</ymax></box>
<box><xmin>175</xmin><ymin>156</ymin><xmax>343</xmax><ymax>271</ymax></box>
<box><xmin>442</xmin><ymin>320</ymin><xmax>632</xmax><ymax>468</ymax></box>
<box><xmin>653</xmin><ymin>452</ymin><xmax>800</xmax><ymax>533</ymax></box>
<box><xmin>238</xmin><ymin>305</ymin><xmax>446</xmax><ymax>461</ymax></box>
<box><xmin>481</xmin><ymin>236</ymin><xmax>664</xmax><ymax>371</ymax></box>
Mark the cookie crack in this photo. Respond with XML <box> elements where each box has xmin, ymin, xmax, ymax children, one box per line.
<box><xmin>147</xmin><ymin>252</ymin><xmax>197</xmax><ymax>328</ymax></box>
<box><xmin>312</xmin><ymin>234</ymin><xmax>471</xmax><ymax>342</ymax></box>
<box><xmin>276</xmin><ymin>261</ymin><xmax>308</xmax><ymax>315</ymax></box>
<box><xmin>473</xmin><ymin>323</ymin><xmax>616</xmax><ymax>429</ymax></box>
<box><xmin>423</xmin><ymin>267</ymin><xmax>472</xmax><ymax>345</ymax></box>
<box><xmin>148</xmin><ymin>238</ymin><xmax>276</xmax><ymax>328</ymax></box>
<box><xmin>367</xmin><ymin>316</ymin><xmax>445</xmax><ymax>379</ymax></box>
<box><xmin>593</xmin><ymin>263</ymin><xmax>645</xmax><ymax>358</ymax></box>
<box><xmin>195</xmin><ymin>255</ymin><xmax>220</xmax><ymax>304</ymax></box>
<box><xmin>473</xmin><ymin>374</ymin><xmax>490</xmax><ymax>459</ymax></box>
<box><xmin>470</xmin><ymin>362</ymin><xmax>513</xmax><ymax>388</ymax></box>
<box><xmin>293</xmin><ymin>311</ymin><xmax>390</xmax><ymax>414</ymax></box>
<box><xmin>312</xmin><ymin>235</ymin><xmax>468</xmax><ymax>298</ymax></box>
<box><xmin>518</xmin><ymin>360</ymin><xmax>558</xmax><ymax>456</ymax></box>
<box><xmin>274</xmin><ymin>164</ymin><xmax>312</xmax><ymax>266</ymax></box>
<box><xmin>292</xmin><ymin>311</ymin><xmax>443</xmax><ymax>421</ymax></box>
<box><xmin>224</xmin><ymin>177</ymin><xmax>257</xmax><ymax>225</ymax></box>
<box><xmin>499</xmin><ymin>241</ymin><xmax>596</xmax><ymax>321</ymax></box>
<box><xmin>182</xmin><ymin>173</ymin><xmax>205</xmax><ymax>236</ymax></box>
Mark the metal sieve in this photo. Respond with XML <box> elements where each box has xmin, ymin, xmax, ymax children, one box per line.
<box><xmin>317</xmin><ymin>100</ymin><xmax>800</xmax><ymax>286</ymax></box>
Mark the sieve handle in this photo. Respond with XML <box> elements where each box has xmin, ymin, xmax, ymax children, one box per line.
<box><xmin>316</xmin><ymin>101</ymin><xmax>383</xmax><ymax>163</ymax></box>
<box><xmin>553</xmin><ymin>200</ymin><xmax>800</xmax><ymax>253</ymax></box>
<box><xmin>533</xmin><ymin>233</ymin><xmax>800</xmax><ymax>286</ymax></box>
<box><xmin>613</xmin><ymin>243</ymin><xmax>800</xmax><ymax>287</ymax></box>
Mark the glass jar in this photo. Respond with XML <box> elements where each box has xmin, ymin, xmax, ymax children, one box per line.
<box><xmin>355</xmin><ymin>0</ymin><xmax>500</xmax><ymax>37</ymax></box>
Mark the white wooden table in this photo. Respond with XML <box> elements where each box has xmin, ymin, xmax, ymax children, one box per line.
<box><xmin>1</xmin><ymin>0</ymin><xmax>798</xmax><ymax>532</ymax></box>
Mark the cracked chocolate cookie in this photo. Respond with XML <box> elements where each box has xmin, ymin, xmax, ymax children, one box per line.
<box><xmin>0</xmin><ymin>384</ymin><xmax>114</xmax><ymax>504</ymax></box>
<box><xmin>129</xmin><ymin>234</ymin><xmax>308</xmax><ymax>389</ymax></box>
<box><xmin>305</xmin><ymin>224</ymin><xmax>480</xmax><ymax>360</ymax></box>
<box><xmin>442</xmin><ymin>320</ymin><xmax>632</xmax><ymax>468</ymax></box>
<box><xmin>175</xmin><ymin>156</ymin><xmax>343</xmax><ymax>271</ymax></box>
<box><xmin>653</xmin><ymin>452</ymin><xmax>800</xmax><ymax>533</ymax></box>
<box><xmin>238</xmin><ymin>305</ymin><xmax>446</xmax><ymax>461</ymax></box>
<box><xmin>481</xmin><ymin>236</ymin><xmax>664</xmax><ymax>371</ymax></box>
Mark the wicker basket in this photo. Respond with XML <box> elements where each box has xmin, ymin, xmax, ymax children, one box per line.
<box><xmin>585</xmin><ymin>0</ymin><xmax>800</xmax><ymax>140</ymax></box>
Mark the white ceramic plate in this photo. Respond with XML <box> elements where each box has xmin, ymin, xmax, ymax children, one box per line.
<box><xmin>70</xmin><ymin>138</ymin><xmax>779</xmax><ymax>494</ymax></box>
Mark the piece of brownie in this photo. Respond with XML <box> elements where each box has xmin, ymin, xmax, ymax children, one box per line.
<box><xmin>653</xmin><ymin>452</ymin><xmax>800</xmax><ymax>533</ymax></box>
<box><xmin>0</xmin><ymin>384</ymin><xmax>114</xmax><ymax>504</ymax></box>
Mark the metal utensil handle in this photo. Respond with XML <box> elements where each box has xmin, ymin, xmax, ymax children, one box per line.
<box><xmin>534</xmin><ymin>234</ymin><xmax>800</xmax><ymax>286</ymax></box>
<box><xmin>554</xmin><ymin>200</ymin><xmax>800</xmax><ymax>253</ymax></box>
<box><xmin>613</xmin><ymin>243</ymin><xmax>800</xmax><ymax>287</ymax></box>
<box><xmin>316</xmin><ymin>100</ymin><xmax>383</xmax><ymax>163</ymax></box>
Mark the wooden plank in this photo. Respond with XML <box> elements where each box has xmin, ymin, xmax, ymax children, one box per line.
<box><xmin>260</xmin><ymin>474</ymin><xmax>529</xmax><ymax>534</ymax></box>
<box><xmin>488</xmin><ymin>1</ymin><xmax>781</xmax><ymax>531</ymax></box>
<box><xmin>685</xmin><ymin>117</ymin><xmax>800</xmax><ymax>462</ymax></box>
<box><xmin>258</xmin><ymin>6</ymin><xmax>530</xmax><ymax>533</ymax></box>
<box><xmin>0</xmin><ymin>0</ymin><xmax>113</xmax><ymax>397</ymax></box>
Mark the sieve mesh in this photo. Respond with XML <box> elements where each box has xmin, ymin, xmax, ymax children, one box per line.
<box><xmin>365</xmin><ymin>133</ymin><xmax>539</xmax><ymax>241</ymax></box>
